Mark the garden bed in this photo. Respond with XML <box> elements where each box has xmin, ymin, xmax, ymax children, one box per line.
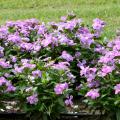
<box><xmin>0</xmin><ymin>14</ymin><xmax>119</xmax><ymax>120</ymax></box>
<box><xmin>0</xmin><ymin>112</ymin><xmax>27</xmax><ymax>120</ymax></box>
<box><xmin>0</xmin><ymin>99</ymin><xmax>106</xmax><ymax>120</ymax></box>
<box><xmin>0</xmin><ymin>112</ymin><xmax>106</xmax><ymax>120</ymax></box>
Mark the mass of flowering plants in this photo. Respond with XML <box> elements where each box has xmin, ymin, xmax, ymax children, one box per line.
<box><xmin>80</xmin><ymin>36</ymin><xmax>120</xmax><ymax>112</ymax></box>
<box><xmin>0</xmin><ymin>13</ymin><xmax>109</xmax><ymax>119</ymax></box>
<box><xmin>0</xmin><ymin>18</ymin><xmax>72</xmax><ymax>120</ymax></box>
<box><xmin>34</xmin><ymin>13</ymin><xmax>106</xmax><ymax>97</ymax></box>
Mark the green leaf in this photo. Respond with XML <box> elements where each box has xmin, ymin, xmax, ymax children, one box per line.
<box><xmin>58</xmin><ymin>98</ymin><xmax>64</xmax><ymax>106</ymax></box>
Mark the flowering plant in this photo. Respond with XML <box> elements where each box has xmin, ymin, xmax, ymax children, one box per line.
<box><xmin>79</xmin><ymin>35</ymin><xmax>120</xmax><ymax>114</ymax></box>
<box><xmin>0</xmin><ymin>18</ymin><xmax>73</xmax><ymax>120</ymax></box>
<box><xmin>36</xmin><ymin>13</ymin><xmax>106</xmax><ymax>97</ymax></box>
<box><xmin>0</xmin><ymin>13</ymin><xmax>107</xmax><ymax>119</ymax></box>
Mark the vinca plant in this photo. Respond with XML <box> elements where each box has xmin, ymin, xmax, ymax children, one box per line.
<box><xmin>80</xmin><ymin>37</ymin><xmax>120</xmax><ymax>113</ymax></box>
<box><xmin>0</xmin><ymin>13</ymin><xmax>108</xmax><ymax>119</ymax></box>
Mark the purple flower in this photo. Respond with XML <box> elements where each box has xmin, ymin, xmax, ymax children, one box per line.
<box><xmin>80</xmin><ymin>66</ymin><xmax>89</xmax><ymax>76</ymax></box>
<box><xmin>99</xmin><ymin>65</ymin><xmax>114</xmax><ymax>77</ymax></box>
<box><xmin>77</xmin><ymin>27</ymin><xmax>90</xmax><ymax>34</ymax></box>
<box><xmin>0</xmin><ymin>77</ymin><xmax>7</xmax><ymax>86</ymax></box>
<box><xmin>92</xmin><ymin>18</ymin><xmax>105</xmax><ymax>30</ymax></box>
<box><xmin>85</xmin><ymin>89</ymin><xmax>100</xmax><ymax>99</ymax></box>
<box><xmin>63</xmin><ymin>19</ymin><xmax>78</xmax><ymax>30</ymax></box>
<box><xmin>68</xmin><ymin>40</ymin><xmax>76</xmax><ymax>46</ymax></box>
<box><xmin>77</xmin><ymin>60</ymin><xmax>86</xmax><ymax>68</ymax></box>
<box><xmin>65</xmin><ymin>95</ymin><xmax>73</xmax><ymax>107</ymax></box>
<box><xmin>52</xmin><ymin>62</ymin><xmax>70</xmax><ymax>70</ymax></box>
<box><xmin>6</xmin><ymin>84</ymin><xmax>16</xmax><ymax>92</ymax></box>
<box><xmin>0</xmin><ymin>77</ymin><xmax>16</xmax><ymax>92</ymax></box>
<box><xmin>23</xmin><ymin>63</ymin><xmax>36</xmax><ymax>69</ymax></box>
<box><xmin>4</xmin><ymin>73</ymin><xmax>10</xmax><ymax>78</ymax></box>
<box><xmin>21</xmin><ymin>59</ymin><xmax>30</xmax><ymax>63</ymax></box>
<box><xmin>98</xmin><ymin>55</ymin><xmax>114</xmax><ymax>64</ymax></box>
<box><xmin>94</xmin><ymin>45</ymin><xmax>106</xmax><ymax>54</ymax></box>
<box><xmin>87</xmin><ymin>80</ymin><xmax>100</xmax><ymax>88</ymax></box>
<box><xmin>54</xmin><ymin>82</ymin><xmax>68</xmax><ymax>95</ymax></box>
<box><xmin>107</xmin><ymin>41</ymin><xmax>114</xmax><ymax>48</ymax></box>
<box><xmin>21</xmin><ymin>29</ymin><xmax>29</xmax><ymax>37</ymax></box>
<box><xmin>32</xmin><ymin>70</ymin><xmax>42</xmax><ymax>78</ymax></box>
<box><xmin>20</xmin><ymin>42</ymin><xmax>33</xmax><ymax>51</ymax></box>
<box><xmin>41</xmin><ymin>34</ymin><xmax>52</xmax><ymax>47</ymax></box>
<box><xmin>27</xmin><ymin>94</ymin><xmax>38</xmax><ymax>105</ymax></box>
<box><xmin>13</xmin><ymin>66</ymin><xmax>24</xmax><ymax>74</ymax></box>
<box><xmin>33</xmin><ymin>44</ymin><xmax>41</xmax><ymax>52</ymax></box>
<box><xmin>114</xmin><ymin>84</ymin><xmax>120</xmax><ymax>94</ymax></box>
<box><xmin>59</xmin><ymin>35</ymin><xmax>69</xmax><ymax>44</ymax></box>
<box><xmin>8</xmin><ymin>34</ymin><xmax>21</xmax><ymax>44</ymax></box>
<box><xmin>60</xmin><ymin>16</ymin><xmax>67</xmax><ymax>21</ymax></box>
<box><xmin>80</xmin><ymin>66</ymin><xmax>97</xmax><ymax>81</ymax></box>
<box><xmin>37</xmin><ymin>24</ymin><xmax>46</xmax><ymax>35</ymax></box>
<box><xmin>21</xmin><ymin>59</ymin><xmax>36</xmax><ymax>69</ymax></box>
<box><xmin>6</xmin><ymin>21</ymin><xmax>15</xmax><ymax>27</ymax></box>
<box><xmin>0</xmin><ymin>26</ymin><xmax>8</xmax><ymax>39</ymax></box>
<box><xmin>79</xmin><ymin>33</ymin><xmax>94</xmax><ymax>46</ymax></box>
<box><xmin>58</xmin><ymin>34</ymin><xmax>75</xmax><ymax>46</ymax></box>
<box><xmin>0</xmin><ymin>46</ymin><xmax>4</xmax><ymax>52</ymax></box>
<box><xmin>75</xmin><ymin>52</ymin><xmax>81</xmax><ymax>58</ymax></box>
<box><xmin>11</xmin><ymin>56</ymin><xmax>17</xmax><ymax>63</ymax></box>
<box><xmin>0</xmin><ymin>59</ymin><xmax>11</xmax><ymax>68</ymax></box>
<box><xmin>61</xmin><ymin>51</ymin><xmax>73</xmax><ymax>62</ymax></box>
<box><xmin>94</xmin><ymin>30</ymin><xmax>102</xmax><ymax>38</ymax></box>
<box><xmin>92</xmin><ymin>18</ymin><xmax>105</xmax><ymax>38</ymax></box>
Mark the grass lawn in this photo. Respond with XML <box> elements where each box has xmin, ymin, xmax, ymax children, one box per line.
<box><xmin>0</xmin><ymin>0</ymin><xmax>120</xmax><ymax>38</ymax></box>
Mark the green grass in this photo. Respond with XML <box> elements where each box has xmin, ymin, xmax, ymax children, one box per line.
<box><xmin>0</xmin><ymin>0</ymin><xmax>120</xmax><ymax>38</ymax></box>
